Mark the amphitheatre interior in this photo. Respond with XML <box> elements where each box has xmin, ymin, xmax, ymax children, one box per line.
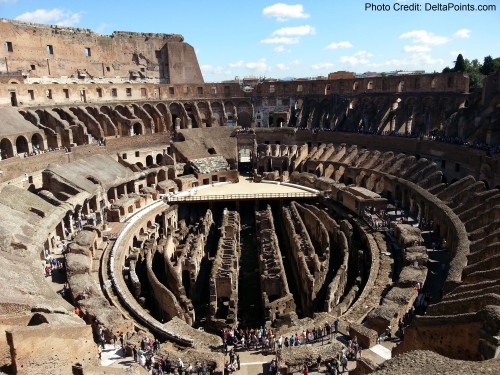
<box><xmin>0</xmin><ymin>18</ymin><xmax>499</xmax><ymax>375</ymax></box>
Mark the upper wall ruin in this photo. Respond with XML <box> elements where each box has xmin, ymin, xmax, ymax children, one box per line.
<box><xmin>0</xmin><ymin>18</ymin><xmax>203</xmax><ymax>84</ymax></box>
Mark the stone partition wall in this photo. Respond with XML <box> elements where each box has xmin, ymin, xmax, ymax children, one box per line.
<box><xmin>174</xmin><ymin>209</ymin><xmax>214</xmax><ymax>300</ymax></box>
<box><xmin>294</xmin><ymin>203</ymin><xmax>330</xmax><ymax>263</ymax></box>
<box><xmin>145</xmin><ymin>245</ymin><xmax>191</xmax><ymax>324</ymax></box>
<box><xmin>303</xmin><ymin>204</ymin><xmax>350</xmax><ymax>313</ymax></box>
<box><xmin>255</xmin><ymin>205</ymin><xmax>295</xmax><ymax>323</ymax></box>
<box><xmin>209</xmin><ymin>209</ymin><xmax>241</xmax><ymax>326</ymax></box>
<box><xmin>281</xmin><ymin>201</ymin><xmax>325</xmax><ymax>316</ymax></box>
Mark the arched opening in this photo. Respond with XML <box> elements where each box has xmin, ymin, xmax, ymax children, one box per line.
<box><xmin>15</xmin><ymin>136</ymin><xmax>29</xmax><ymax>155</ymax></box>
<box><xmin>238</xmin><ymin>111</ymin><xmax>252</xmax><ymax>127</ymax></box>
<box><xmin>188</xmin><ymin>114</ymin><xmax>197</xmax><ymax>128</ymax></box>
<box><xmin>168</xmin><ymin>168</ymin><xmax>176</xmax><ymax>180</ymax></box>
<box><xmin>158</xmin><ymin>169</ymin><xmax>167</xmax><ymax>182</ymax></box>
<box><xmin>353</xmin><ymin>81</ymin><xmax>359</xmax><ymax>91</ymax></box>
<box><xmin>398</xmin><ymin>81</ymin><xmax>404</xmax><ymax>92</ymax></box>
<box><xmin>156</xmin><ymin>154</ymin><xmax>164</xmax><ymax>165</ymax></box>
<box><xmin>0</xmin><ymin>138</ymin><xmax>14</xmax><ymax>159</ymax></box>
<box><xmin>367</xmin><ymin>81</ymin><xmax>373</xmax><ymax>90</ymax></box>
<box><xmin>147</xmin><ymin>173</ymin><xmax>156</xmax><ymax>186</ymax></box>
<box><xmin>31</xmin><ymin>133</ymin><xmax>45</xmax><ymax>153</ymax></box>
<box><xmin>133</xmin><ymin>123</ymin><xmax>142</xmax><ymax>135</ymax></box>
<box><xmin>431</xmin><ymin>77</ymin><xmax>437</xmax><ymax>89</ymax></box>
<box><xmin>146</xmin><ymin>155</ymin><xmax>154</xmax><ymax>167</ymax></box>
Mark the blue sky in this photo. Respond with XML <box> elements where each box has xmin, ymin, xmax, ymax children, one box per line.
<box><xmin>1</xmin><ymin>0</ymin><xmax>499</xmax><ymax>82</ymax></box>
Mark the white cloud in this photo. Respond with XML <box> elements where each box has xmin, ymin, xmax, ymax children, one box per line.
<box><xmin>454</xmin><ymin>28</ymin><xmax>471</xmax><ymax>38</ymax></box>
<box><xmin>229</xmin><ymin>58</ymin><xmax>271</xmax><ymax>74</ymax></box>
<box><xmin>325</xmin><ymin>41</ymin><xmax>353</xmax><ymax>50</ymax></box>
<box><xmin>276</xmin><ymin>63</ymin><xmax>289</xmax><ymax>71</ymax></box>
<box><xmin>201</xmin><ymin>65</ymin><xmax>231</xmax><ymax>75</ymax></box>
<box><xmin>311</xmin><ymin>63</ymin><xmax>334</xmax><ymax>70</ymax></box>
<box><xmin>399</xmin><ymin>30</ymin><xmax>450</xmax><ymax>45</ymax></box>
<box><xmin>262</xmin><ymin>3</ymin><xmax>310</xmax><ymax>22</ymax></box>
<box><xmin>260</xmin><ymin>37</ymin><xmax>299</xmax><ymax>45</ymax></box>
<box><xmin>368</xmin><ymin>53</ymin><xmax>444</xmax><ymax>69</ymax></box>
<box><xmin>403</xmin><ymin>45</ymin><xmax>431</xmax><ymax>53</ymax></box>
<box><xmin>15</xmin><ymin>8</ymin><xmax>82</xmax><ymax>26</ymax></box>
<box><xmin>274</xmin><ymin>46</ymin><xmax>291</xmax><ymax>53</ymax></box>
<box><xmin>339</xmin><ymin>51</ymin><xmax>373</xmax><ymax>66</ymax></box>
<box><xmin>271</xmin><ymin>25</ymin><xmax>315</xmax><ymax>36</ymax></box>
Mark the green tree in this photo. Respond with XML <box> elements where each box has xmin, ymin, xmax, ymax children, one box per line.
<box><xmin>480</xmin><ymin>55</ymin><xmax>495</xmax><ymax>75</ymax></box>
<box><xmin>453</xmin><ymin>54</ymin><xmax>466</xmax><ymax>72</ymax></box>
<box><xmin>464</xmin><ymin>58</ymin><xmax>485</xmax><ymax>91</ymax></box>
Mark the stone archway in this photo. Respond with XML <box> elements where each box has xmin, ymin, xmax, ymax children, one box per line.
<box><xmin>31</xmin><ymin>133</ymin><xmax>45</xmax><ymax>152</ymax></box>
<box><xmin>0</xmin><ymin>138</ymin><xmax>14</xmax><ymax>159</ymax></box>
<box><xmin>133</xmin><ymin>123</ymin><xmax>143</xmax><ymax>135</ymax></box>
<box><xmin>156</xmin><ymin>154</ymin><xmax>164</xmax><ymax>165</ymax></box>
<box><xmin>15</xmin><ymin>135</ymin><xmax>29</xmax><ymax>155</ymax></box>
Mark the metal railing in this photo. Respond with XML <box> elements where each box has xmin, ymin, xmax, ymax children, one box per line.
<box><xmin>165</xmin><ymin>191</ymin><xmax>318</xmax><ymax>202</ymax></box>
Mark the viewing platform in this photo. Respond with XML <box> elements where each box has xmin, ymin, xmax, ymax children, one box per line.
<box><xmin>164</xmin><ymin>178</ymin><xmax>319</xmax><ymax>203</ymax></box>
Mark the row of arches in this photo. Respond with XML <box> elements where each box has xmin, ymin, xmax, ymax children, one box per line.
<box><xmin>291</xmin><ymin>94</ymin><xmax>464</xmax><ymax>136</ymax></box>
<box><xmin>3</xmin><ymin>99</ymin><xmax>253</xmax><ymax>160</ymax></box>
<box><xmin>0</xmin><ymin>133</ymin><xmax>45</xmax><ymax>159</ymax></box>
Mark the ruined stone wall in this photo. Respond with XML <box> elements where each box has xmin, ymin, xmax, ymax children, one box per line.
<box><xmin>295</xmin><ymin>203</ymin><xmax>330</xmax><ymax>263</ymax></box>
<box><xmin>0</xmin><ymin>19</ymin><xmax>203</xmax><ymax>84</ymax></box>
<box><xmin>395</xmin><ymin>319</ymin><xmax>484</xmax><ymax>360</ymax></box>
<box><xmin>209</xmin><ymin>209</ymin><xmax>240</xmax><ymax>325</ymax></box>
<box><xmin>255</xmin><ymin>206</ymin><xmax>295</xmax><ymax>322</ymax></box>
<box><xmin>303</xmin><ymin>204</ymin><xmax>350</xmax><ymax>313</ymax></box>
<box><xmin>146</xmin><ymin>246</ymin><xmax>190</xmax><ymax>324</ymax></box>
<box><xmin>281</xmin><ymin>201</ymin><xmax>323</xmax><ymax>316</ymax></box>
<box><xmin>252</xmin><ymin>72</ymin><xmax>468</xmax><ymax>98</ymax></box>
<box><xmin>7</xmin><ymin>324</ymin><xmax>98</xmax><ymax>375</ymax></box>
<box><xmin>173</xmin><ymin>209</ymin><xmax>214</xmax><ymax>300</ymax></box>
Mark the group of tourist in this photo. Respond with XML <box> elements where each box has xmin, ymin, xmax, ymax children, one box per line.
<box><xmin>222</xmin><ymin>320</ymin><xmax>340</xmax><ymax>354</ymax></box>
<box><xmin>43</xmin><ymin>251</ymin><xmax>64</xmax><ymax>277</ymax></box>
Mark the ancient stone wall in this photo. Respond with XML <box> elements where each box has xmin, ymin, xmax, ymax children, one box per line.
<box><xmin>146</xmin><ymin>246</ymin><xmax>191</xmax><ymax>324</ymax></box>
<box><xmin>209</xmin><ymin>209</ymin><xmax>240</xmax><ymax>325</ymax></box>
<box><xmin>255</xmin><ymin>205</ymin><xmax>295</xmax><ymax>323</ymax></box>
<box><xmin>0</xmin><ymin>19</ymin><xmax>203</xmax><ymax>84</ymax></box>
<box><xmin>281</xmin><ymin>201</ymin><xmax>328</xmax><ymax>316</ymax></box>
<box><xmin>303</xmin><ymin>204</ymin><xmax>350</xmax><ymax>313</ymax></box>
<box><xmin>176</xmin><ymin>209</ymin><xmax>213</xmax><ymax>294</ymax></box>
<box><xmin>7</xmin><ymin>324</ymin><xmax>98</xmax><ymax>375</ymax></box>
